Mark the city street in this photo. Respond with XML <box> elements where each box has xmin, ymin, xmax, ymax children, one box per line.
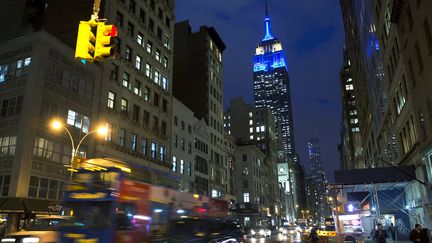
<box><xmin>245</xmin><ymin>234</ymin><xmax>302</xmax><ymax>243</ymax></box>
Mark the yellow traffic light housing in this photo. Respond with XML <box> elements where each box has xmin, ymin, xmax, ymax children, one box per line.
<box><xmin>94</xmin><ymin>22</ymin><xmax>118</xmax><ymax>61</ymax></box>
<box><xmin>75</xmin><ymin>20</ymin><xmax>97</xmax><ymax>61</ymax></box>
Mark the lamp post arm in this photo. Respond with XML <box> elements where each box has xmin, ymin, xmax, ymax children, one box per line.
<box><xmin>377</xmin><ymin>157</ymin><xmax>426</xmax><ymax>186</ymax></box>
<box><xmin>75</xmin><ymin>130</ymin><xmax>97</xmax><ymax>157</ymax></box>
<box><xmin>62</xmin><ymin>126</ymin><xmax>75</xmax><ymax>157</ymax></box>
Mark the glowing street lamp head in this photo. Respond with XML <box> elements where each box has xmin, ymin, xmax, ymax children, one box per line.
<box><xmin>51</xmin><ymin>119</ymin><xmax>63</xmax><ymax>130</ymax></box>
<box><xmin>96</xmin><ymin>126</ymin><xmax>108</xmax><ymax>136</ymax></box>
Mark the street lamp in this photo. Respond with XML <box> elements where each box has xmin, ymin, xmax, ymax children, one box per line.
<box><xmin>50</xmin><ymin>119</ymin><xmax>107</xmax><ymax>181</ymax></box>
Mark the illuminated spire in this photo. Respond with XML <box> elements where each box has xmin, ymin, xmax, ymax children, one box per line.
<box><xmin>263</xmin><ymin>0</ymin><xmax>274</xmax><ymax>41</ymax></box>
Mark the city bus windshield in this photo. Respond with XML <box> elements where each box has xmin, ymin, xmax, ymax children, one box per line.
<box><xmin>63</xmin><ymin>201</ymin><xmax>112</xmax><ymax>229</ymax></box>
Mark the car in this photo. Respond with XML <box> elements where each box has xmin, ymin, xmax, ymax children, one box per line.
<box><xmin>150</xmin><ymin>218</ymin><xmax>240</xmax><ymax>243</ymax></box>
<box><xmin>250</xmin><ymin>227</ymin><xmax>271</xmax><ymax>238</ymax></box>
<box><xmin>1</xmin><ymin>215</ymin><xmax>69</xmax><ymax>243</ymax></box>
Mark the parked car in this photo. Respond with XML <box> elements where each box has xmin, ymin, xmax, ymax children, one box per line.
<box><xmin>150</xmin><ymin>218</ymin><xmax>240</xmax><ymax>243</ymax></box>
<box><xmin>1</xmin><ymin>215</ymin><xmax>68</xmax><ymax>243</ymax></box>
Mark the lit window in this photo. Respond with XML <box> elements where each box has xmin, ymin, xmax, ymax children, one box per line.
<box><xmin>162</xmin><ymin>76</ymin><xmax>168</xmax><ymax>90</ymax></box>
<box><xmin>345</xmin><ymin>84</ymin><xmax>354</xmax><ymax>90</ymax></box>
<box><xmin>180</xmin><ymin>160</ymin><xmax>184</xmax><ymax>174</ymax></box>
<box><xmin>145</xmin><ymin>63</ymin><xmax>152</xmax><ymax>77</ymax></box>
<box><xmin>243</xmin><ymin>193</ymin><xmax>250</xmax><ymax>203</ymax></box>
<box><xmin>212</xmin><ymin>189</ymin><xmax>218</xmax><ymax>198</ymax></box>
<box><xmin>250</xmin><ymin>135</ymin><xmax>254</xmax><ymax>139</ymax></box>
<box><xmin>122</xmin><ymin>72</ymin><xmax>130</xmax><ymax>88</ymax></box>
<box><xmin>151</xmin><ymin>142</ymin><xmax>157</xmax><ymax>158</ymax></box>
<box><xmin>172</xmin><ymin>156</ymin><xmax>176</xmax><ymax>172</ymax></box>
<box><xmin>146</xmin><ymin>41</ymin><xmax>152</xmax><ymax>53</ymax></box>
<box><xmin>135</xmin><ymin>55</ymin><xmax>142</xmax><ymax>70</ymax></box>
<box><xmin>107</xmin><ymin>91</ymin><xmax>115</xmax><ymax>109</ymax></box>
<box><xmin>249</xmin><ymin>120</ymin><xmax>253</xmax><ymax>125</ymax></box>
<box><xmin>155</xmin><ymin>50</ymin><xmax>160</xmax><ymax>62</ymax></box>
<box><xmin>105</xmin><ymin>122</ymin><xmax>113</xmax><ymax>141</ymax></box>
<box><xmin>154</xmin><ymin>70</ymin><xmax>160</xmax><ymax>85</ymax></box>
<box><xmin>261</xmin><ymin>126</ymin><xmax>265</xmax><ymax>131</ymax></box>
<box><xmin>249</xmin><ymin>112</ymin><xmax>253</xmax><ymax>118</ymax></box>
<box><xmin>0</xmin><ymin>136</ymin><xmax>17</xmax><ymax>157</ymax></box>
<box><xmin>249</xmin><ymin>127</ymin><xmax>253</xmax><ymax>133</ymax></box>
<box><xmin>160</xmin><ymin>146</ymin><xmax>166</xmax><ymax>162</ymax></box>
<box><xmin>137</xmin><ymin>32</ymin><xmax>144</xmax><ymax>46</ymax></box>
<box><xmin>121</xmin><ymin>99</ymin><xmax>128</xmax><ymax>111</ymax></box>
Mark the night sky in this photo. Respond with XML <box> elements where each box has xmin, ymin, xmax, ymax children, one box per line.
<box><xmin>176</xmin><ymin>0</ymin><xmax>344</xmax><ymax>181</ymax></box>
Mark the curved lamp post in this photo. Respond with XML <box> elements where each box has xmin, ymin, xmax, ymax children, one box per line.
<box><xmin>50</xmin><ymin>119</ymin><xmax>107</xmax><ymax>181</ymax></box>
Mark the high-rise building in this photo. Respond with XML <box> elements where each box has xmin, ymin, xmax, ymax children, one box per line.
<box><xmin>252</xmin><ymin>1</ymin><xmax>299</xmax><ymax>219</ymax></box>
<box><xmin>0</xmin><ymin>0</ymin><xmax>176</xmax><ymax>232</ymax></box>
<box><xmin>224</xmin><ymin>97</ymin><xmax>282</xmax><ymax>224</ymax></box>
<box><xmin>253</xmin><ymin>5</ymin><xmax>295</xmax><ymax>157</ymax></box>
<box><xmin>307</xmin><ymin>138</ymin><xmax>329</xmax><ymax>220</ymax></box>
<box><xmin>173</xmin><ymin>21</ymin><xmax>228</xmax><ymax>198</ymax></box>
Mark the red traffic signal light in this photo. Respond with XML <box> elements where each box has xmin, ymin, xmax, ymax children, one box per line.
<box><xmin>94</xmin><ymin>22</ymin><xmax>118</xmax><ymax>61</ymax></box>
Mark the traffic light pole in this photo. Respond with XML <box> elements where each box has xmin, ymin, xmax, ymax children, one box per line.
<box><xmin>91</xmin><ymin>0</ymin><xmax>101</xmax><ymax>20</ymax></box>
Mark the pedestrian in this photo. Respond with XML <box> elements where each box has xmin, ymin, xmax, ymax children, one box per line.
<box><xmin>388</xmin><ymin>223</ymin><xmax>396</xmax><ymax>241</ymax></box>
<box><xmin>374</xmin><ymin>223</ymin><xmax>388</xmax><ymax>243</ymax></box>
<box><xmin>420</xmin><ymin>227</ymin><xmax>431</xmax><ymax>243</ymax></box>
<box><xmin>410</xmin><ymin>224</ymin><xmax>422</xmax><ymax>243</ymax></box>
<box><xmin>308</xmin><ymin>227</ymin><xmax>319</xmax><ymax>243</ymax></box>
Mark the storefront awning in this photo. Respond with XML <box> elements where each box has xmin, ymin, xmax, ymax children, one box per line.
<box><xmin>0</xmin><ymin>197</ymin><xmax>60</xmax><ymax>214</ymax></box>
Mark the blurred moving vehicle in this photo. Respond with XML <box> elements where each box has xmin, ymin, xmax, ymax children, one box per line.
<box><xmin>249</xmin><ymin>227</ymin><xmax>271</xmax><ymax>238</ymax></box>
<box><xmin>59</xmin><ymin>160</ymin><xmax>229</xmax><ymax>243</ymax></box>
<box><xmin>150</xmin><ymin>218</ymin><xmax>240</xmax><ymax>243</ymax></box>
<box><xmin>1</xmin><ymin>215</ymin><xmax>68</xmax><ymax>243</ymax></box>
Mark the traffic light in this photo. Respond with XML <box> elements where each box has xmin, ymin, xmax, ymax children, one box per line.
<box><xmin>94</xmin><ymin>22</ymin><xmax>117</xmax><ymax>61</ymax></box>
<box><xmin>75</xmin><ymin>20</ymin><xmax>97</xmax><ymax>61</ymax></box>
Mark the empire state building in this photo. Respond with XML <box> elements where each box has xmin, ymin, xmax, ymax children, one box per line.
<box><xmin>253</xmin><ymin>5</ymin><xmax>296</xmax><ymax>158</ymax></box>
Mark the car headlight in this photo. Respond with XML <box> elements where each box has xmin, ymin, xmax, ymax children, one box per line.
<box><xmin>22</xmin><ymin>237</ymin><xmax>39</xmax><ymax>243</ymax></box>
<box><xmin>251</xmin><ymin>230</ymin><xmax>256</xmax><ymax>235</ymax></box>
<box><xmin>1</xmin><ymin>239</ymin><xmax>16</xmax><ymax>243</ymax></box>
<box><xmin>259</xmin><ymin>229</ymin><xmax>265</xmax><ymax>235</ymax></box>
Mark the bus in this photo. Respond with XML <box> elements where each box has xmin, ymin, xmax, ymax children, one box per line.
<box><xmin>59</xmin><ymin>162</ymin><xmax>228</xmax><ymax>243</ymax></box>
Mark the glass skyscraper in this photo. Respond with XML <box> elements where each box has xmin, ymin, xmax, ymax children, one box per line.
<box><xmin>253</xmin><ymin>7</ymin><xmax>295</xmax><ymax>157</ymax></box>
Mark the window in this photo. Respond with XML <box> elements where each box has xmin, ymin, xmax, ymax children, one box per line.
<box><xmin>155</xmin><ymin>50</ymin><xmax>160</xmax><ymax>62</ymax></box>
<box><xmin>151</xmin><ymin>142</ymin><xmax>157</xmax><ymax>158</ymax></box>
<box><xmin>141</xmin><ymin>138</ymin><xmax>147</xmax><ymax>154</ymax></box>
<box><xmin>153</xmin><ymin>93</ymin><xmax>159</xmax><ymax>107</ymax></box>
<box><xmin>105</xmin><ymin>122</ymin><xmax>113</xmax><ymax>142</ymax></box>
<box><xmin>157</xmin><ymin>27</ymin><xmax>162</xmax><ymax>41</ymax></box>
<box><xmin>188</xmin><ymin>125</ymin><xmax>192</xmax><ymax>134</ymax></box>
<box><xmin>33</xmin><ymin>138</ymin><xmax>54</xmax><ymax>160</ymax></box>
<box><xmin>180</xmin><ymin>160</ymin><xmax>184</xmax><ymax>174</ymax></box>
<box><xmin>181</xmin><ymin>121</ymin><xmax>185</xmax><ymax>130</ymax></box>
<box><xmin>165</xmin><ymin>16</ymin><xmax>170</xmax><ymax>28</ymax></box>
<box><xmin>242</xmin><ymin>166</ymin><xmax>249</xmax><ymax>175</ymax></box>
<box><xmin>132</xmin><ymin>104</ymin><xmax>139</xmax><ymax>122</ymax></box>
<box><xmin>119</xmin><ymin>128</ymin><xmax>126</xmax><ymax>147</ymax></box>
<box><xmin>242</xmin><ymin>154</ymin><xmax>247</xmax><ymax>161</ymax></box>
<box><xmin>423</xmin><ymin>18</ymin><xmax>432</xmax><ymax>55</ymax></box>
<box><xmin>144</xmin><ymin>87</ymin><xmax>150</xmax><ymax>101</ymax></box>
<box><xmin>162</xmin><ymin>56</ymin><xmax>168</xmax><ymax>68</ymax></box>
<box><xmin>129</xmin><ymin>0</ymin><xmax>135</xmax><ymax>13</ymax></box>
<box><xmin>153</xmin><ymin>116</ymin><xmax>159</xmax><ymax>131</ymax></box>
<box><xmin>164</xmin><ymin>34</ymin><xmax>170</xmax><ymax>49</ymax></box>
<box><xmin>107</xmin><ymin>91</ymin><xmax>115</xmax><ymax>108</ymax></box>
<box><xmin>125</xmin><ymin>46</ymin><xmax>131</xmax><ymax>61</ymax></box>
<box><xmin>187</xmin><ymin>161</ymin><xmax>192</xmax><ymax>176</ymax></box>
<box><xmin>145</xmin><ymin>63</ymin><xmax>152</xmax><ymax>77</ymax></box>
<box><xmin>133</xmin><ymin>80</ymin><xmax>141</xmax><ymax>96</ymax></box>
<box><xmin>143</xmin><ymin>110</ymin><xmax>149</xmax><ymax>126</ymax></box>
<box><xmin>243</xmin><ymin>180</ymin><xmax>249</xmax><ymax>188</ymax></box>
<box><xmin>415</xmin><ymin>42</ymin><xmax>424</xmax><ymax>73</ymax></box>
<box><xmin>0</xmin><ymin>136</ymin><xmax>17</xmax><ymax>157</ymax></box>
<box><xmin>162</xmin><ymin>76</ymin><xmax>168</xmax><ymax>90</ymax></box>
<box><xmin>243</xmin><ymin>193</ymin><xmax>250</xmax><ymax>203</ymax></box>
<box><xmin>121</xmin><ymin>98</ymin><xmax>128</xmax><ymax>112</ymax></box>
<box><xmin>345</xmin><ymin>84</ymin><xmax>354</xmax><ymax>90</ymax></box>
<box><xmin>137</xmin><ymin>32</ymin><xmax>144</xmax><ymax>46</ymax></box>
<box><xmin>146</xmin><ymin>41</ymin><xmax>152</xmax><ymax>54</ymax></box>
<box><xmin>150</xmin><ymin>0</ymin><xmax>155</xmax><ymax>10</ymax></box>
<box><xmin>66</xmin><ymin>110</ymin><xmax>90</xmax><ymax>133</ymax></box>
<box><xmin>135</xmin><ymin>55</ymin><xmax>142</xmax><ymax>70</ymax></box>
<box><xmin>139</xmin><ymin>9</ymin><xmax>146</xmax><ymax>24</ymax></box>
<box><xmin>160</xmin><ymin>146</ymin><xmax>166</xmax><ymax>162</ymax></box>
<box><xmin>116</xmin><ymin>11</ymin><xmax>123</xmax><ymax>27</ymax></box>
<box><xmin>174</xmin><ymin>116</ymin><xmax>178</xmax><ymax>126</ymax></box>
<box><xmin>122</xmin><ymin>72</ymin><xmax>130</xmax><ymax>89</ymax></box>
<box><xmin>158</xmin><ymin>8</ymin><xmax>163</xmax><ymax>19</ymax></box>
<box><xmin>154</xmin><ymin>70</ymin><xmax>160</xmax><ymax>84</ymax></box>
<box><xmin>1</xmin><ymin>96</ymin><xmax>24</xmax><ymax>118</ymax></box>
<box><xmin>148</xmin><ymin>18</ymin><xmax>154</xmax><ymax>33</ymax></box>
<box><xmin>181</xmin><ymin>138</ymin><xmax>185</xmax><ymax>151</ymax></box>
<box><xmin>172</xmin><ymin>156</ymin><xmax>177</xmax><ymax>172</ymax></box>
<box><xmin>161</xmin><ymin>121</ymin><xmax>167</xmax><ymax>136</ymax></box>
<box><xmin>127</xmin><ymin>22</ymin><xmax>134</xmax><ymax>37</ymax></box>
<box><xmin>188</xmin><ymin>143</ymin><xmax>192</xmax><ymax>154</ymax></box>
<box><xmin>111</xmin><ymin>63</ymin><xmax>118</xmax><ymax>80</ymax></box>
<box><xmin>130</xmin><ymin>133</ymin><xmax>137</xmax><ymax>151</ymax></box>
<box><xmin>173</xmin><ymin>134</ymin><xmax>177</xmax><ymax>147</ymax></box>
<box><xmin>162</xmin><ymin>99</ymin><xmax>167</xmax><ymax>112</ymax></box>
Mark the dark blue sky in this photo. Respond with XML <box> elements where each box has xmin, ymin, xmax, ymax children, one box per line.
<box><xmin>176</xmin><ymin>0</ymin><xmax>345</xmax><ymax>181</ymax></box>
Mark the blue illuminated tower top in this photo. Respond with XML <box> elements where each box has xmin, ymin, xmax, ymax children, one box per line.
<box><xmin>253</xmin><ymin>1</ymin><xmax>295</xmax><ymax>157</ymax></box>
